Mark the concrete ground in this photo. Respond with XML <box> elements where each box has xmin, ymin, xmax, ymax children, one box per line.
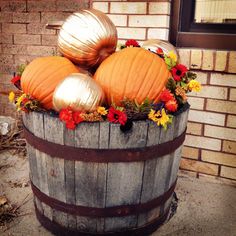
<box><xmin>0</xmin><ymin>151</ymin><xmax>235</xmax><ymax>236</ymax></box>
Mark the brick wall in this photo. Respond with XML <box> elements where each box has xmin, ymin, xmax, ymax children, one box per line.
<box><xmin>0</xmin><ymin>0</ymin><xmax>236</xmax><ymax>185</ymax></box>
<box><xmin>179</xmin><ymin>49</ymin><xmax>236</xmax><ymax>185</ymax></box>
<box><xmin>0</xmin><ymin>0</ymin><xmax>90</xmax><ymax>116</ymax></box>
<box><xmin>93</xmin><ymin>0</ymin><xmax>170</xmax><ymax>44</ymax></box>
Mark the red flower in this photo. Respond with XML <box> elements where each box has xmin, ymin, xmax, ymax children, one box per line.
<box><xmin>59</xmin><ymin>108</ymin><xmax>73</xmax><ymax>122</ymax></box>
<box><xmin>156</xmin><ymin>48</ymin><xmax>164</xmax><ymax>55</ymax></box>
<box><xmin>11</xmin><ymin>75</ymin><xmax>21</xmax><ymax>84</ymax></box>
<box><xmin>107</xmin><ymin>107</ymin><xmax>127</xmax><ymax>126</ymax></box>
<box><xmin>171</xmin><ymin>64</ymin><xmax>188</xmax><ymax>81</ymax></box>
<box><xmin>125</xmin><ymin>39</ymin><xmax>140</xmax><ymax>47</ymax></box>
<box><xmin>160</xmin><ymin>89</ymin><xmax>174</xmax><ymax>102</ymax></box>
<box><xmin>11</xmin><ymin>75</ymin><xmax>21</xmax><ymax>90</ymax></box>
<box><xmin>165</xmin><ymin>99</ymin><xmax>178</xmax><ymax>112</ymax></box>
<box><xmin>20</xmin><ymin>107</ymin><xmax>28</xmax><ymax>113</ymax></box>
<box><xmin>22</xmin><ymin>97</ymin><xmax>30</xmax><ymax>104</ymax></box>
<box><xmin>66</xmin><ymin>120</ymin><xmax>76</xmax><ymax>130</ymax></box>
<box><xmin>73</xmin><ymin>111</ymin><xmax>84</xmax><ymax>124</ymax></box>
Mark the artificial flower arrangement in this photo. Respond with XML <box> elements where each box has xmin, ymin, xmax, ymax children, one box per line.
<box><xmin>9</xmin><ymin>38</ymin><xmax>201</xmax><ymax>131</ymax></box>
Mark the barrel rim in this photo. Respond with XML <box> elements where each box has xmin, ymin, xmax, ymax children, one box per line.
<box><xmin>31</xmin><ymin>102</ymin><xmax>190</xmax><ymax>123</ymax></box>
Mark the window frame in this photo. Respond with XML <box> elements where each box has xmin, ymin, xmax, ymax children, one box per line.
<box><xmin>170</xmin><ymin>0</ymin><xmax>236</xmax><ymax>50</ymax></box>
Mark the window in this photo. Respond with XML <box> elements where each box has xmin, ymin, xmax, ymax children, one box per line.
<box><xmin>170</xmin><ymin>0</ymin><xmax>236</xmax><ymax>50</ymax></box>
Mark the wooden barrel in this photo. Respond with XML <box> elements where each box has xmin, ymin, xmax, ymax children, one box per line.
<box><xmin>22</xmin><ymin>106</ymin><xmax>189</xmax><ymax>236</ymax></box>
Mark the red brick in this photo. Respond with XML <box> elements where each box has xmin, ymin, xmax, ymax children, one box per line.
<box><xmin>14</xmin><ymin>55</ymin><xmax>38</xmax><ymax>65</ymax></box>
<box><xmin>13</xmin><ymin>12</ymin><xmax>40</xmax><ymax>23</ymax></box>
<box><xmin>0</xmin><ymin>74</ymin><xmax>12</xmax><ymax>84</ymax></box>
<box><xmin>41</xmin><ymin>12</ymin><xmax>71</xmax><ymax>24</ymax></box>
<box><xmin>2</xmin><ymin>23</ymin><xmax>26</xmax><ymax>33</ymax></box>
<box><xmin>0</xmin><ymin>54</ymin><xmax>14</xmax><ymax>65</ymax></box>
<box><xmin>2</xmin><ymin>44</ymin><xmax>27</xmax><ymax>55</ymax></box>
<box><xmin>56</xmin><ymin>0</ymin><xmax>89</xmax><ymax>12</ymax></box>
<box><xmin>0</xmin><ymin>12</ymin><xmax>13</xmax><ymax>23</ymax></box>
<box><xmin>27</xmin><ymin>23</ymin><xmax>56</xmax><ymax>35</ymax></box>
<box><xmin>42</xmin><ymin>35</ymin><xmax>58</xmax><ymax>46</ymax></box>
<box><xmin>0</xmin><ymin>64</ymin><xmax>17</xmax><ymax>74</ymax></box>
<box><xmin>27</xmin><ymin>45</ymin><xmax>56</xmax><ymax>56</ymax></box>
<box><xmin>0</xmin><ymin>34</ymin><xmax>13</xmax><ymax>44</ymax></box>
<box><xmin>27</xmin><ymin>1</ymin><xmax>56</xmax><ymax>12</ymax></box>
<box><xmin>0</xmin><ymin>1</ymin><xmax>26</xmax><ymax>12</ymax></box>
<box><xmin>14</xmin><ymin>34</ymin><xmax>41</xmax><ymax>45</ymax></box>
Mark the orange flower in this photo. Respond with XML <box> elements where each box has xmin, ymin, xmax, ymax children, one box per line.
<box><xmin>160</xmin><ymin>89</ymin><xmax>174</xmax><ymax>102</ymax></box>
<box><xmin>165</xmin><ymin>100</ymin><xmax>178</xmax><ymax>112</ymax></box>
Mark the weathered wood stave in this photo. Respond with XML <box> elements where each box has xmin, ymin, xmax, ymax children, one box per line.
<box><xmin>23</xmin><ymin>107</ymin><xmax>189</xmax><ymax>235</ymax></box>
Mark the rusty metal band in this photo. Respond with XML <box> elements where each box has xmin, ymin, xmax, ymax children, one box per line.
<box><xmin>23</xmin><ymin>126</ymin><xmax>186</xmax><ymax>163</ymax></box>
<box><xmin>34</xmin><ymin>203</ymin><xmax>170</xmax><ymax>236</ymax></box>
<box><xmin>31</xmin><ymin>180</ymin><xmax>176</xmax><ymax>218</ymax></box>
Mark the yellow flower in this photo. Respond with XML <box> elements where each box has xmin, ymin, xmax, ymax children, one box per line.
<box><xmin>157</xmin><ymin>109</ymin><xmax>170</xmax><ymax>128</ymax></box>
<box><xmin>97</xmin><ymin>106</ymin><xmax>108</xmax><ymax>116</ymax></box>
<box><xmin>168</xmin><ymin>51</ymin><xmax>177</xmax><ymax>62</ymax></box>
<box><xmin>8</xmin><ymin>91</ymin><xmax>15</xmax><ymax>103</ymax></box>
<box><xmin>188</xmin><ymin>80</ymin><xmax>201</xmax><ymax>92</ymax></box>
<box><xmin>149</xmin><ymin>108</ymin><xmax>171</xmax><ymax>129</ymax></box>
<box><xmin>16</xmin><ymin>93</ymin><xmax>26</xmax><ymax>108</ymax></box>
<box><xmin>148</xmin><ymin>109</ymin><xmax>160</xmax><ymax>122</ymax></box>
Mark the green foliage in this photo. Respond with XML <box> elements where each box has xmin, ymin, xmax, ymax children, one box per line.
<box><xmin>164</xmin><ymin>55</ymin><xmax>176</xmax><ymax>70</ymax></box>
<box><xmin>17</xmin><ymin>64</ymin><xmax>26</xmax><ymax>76</ymax></box>
<box><xmin>166</xmin><ymin>78</ymin><xmax>176</xmax><ymax>93</ymax></box>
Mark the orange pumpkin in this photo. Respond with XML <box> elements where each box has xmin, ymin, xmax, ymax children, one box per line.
<box><xmin>94</xmin><ymin>47</ymin><xmax>170</xmax><ymax>105</ymax></box>
<box><xmin>21</xmin><ymin>56</ymin><xmax>79</xmax><ymax>109</ymax></box>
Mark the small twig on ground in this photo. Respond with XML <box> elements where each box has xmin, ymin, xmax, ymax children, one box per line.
<box><xmin>0</xmin><ymin>193</ymin><xmax>32</xmax><ymax>227</ymax></box>
<box><xmin>0</xmin><ymin>116</ymin><xmax>26</xmax><ymax>156</ymax></box>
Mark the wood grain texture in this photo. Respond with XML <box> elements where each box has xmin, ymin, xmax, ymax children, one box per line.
<box><xmin>105</xmin><ymin>121</ymin><xmax>148</xmax><ymax>231</ymax></box>
<box><xmin>64</xmin><ymin>128</ymin><xmax>77</xmax><ymax>229</ymax></box>
<box><xmin>75</xmin><ymin>122</ymin><xmax>99</xmax><ymax>148</ymax></box>
<box><xmin>138</xmin><ymin>115</ymin><xmax>180</xmax><ymax>227</ymax></box>
<box><xmin>44</xmin><ymin>114</ymin><xmax>67</xmax><ymax>226</ymax></box>
<box><xmin>109</xmin><ymin>121</ymin><xmax>148</xmax><ymax>149</ymax></box>
<box><xmin>99</xmin><ymin>122</ymin><xmax>110</xmax><ymax>149</ymax></box>
<box><xmin>25</xmin><ymin>108</ymin><xmax>189</xmax><ymax>233</ymax></box>
<box><xmin>75</xmin><ymin>122</ymin><xmax>107</xmax><ymax>232</ymax></box>
<box><xmin>146</xmin><ymin>120</ymin><xmax>161</xmax><ymax>146</ymax></box>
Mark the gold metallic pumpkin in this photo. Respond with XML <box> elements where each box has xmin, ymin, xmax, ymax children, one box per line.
<box><xmin>142</xmin><ymin>39</ymin><xmax>178</xmax><ymax>60</ymax></box>
<box><xmin>53</xmin><ymin>73</ymin><xmax>104</xmax><ymax>112</ymax></box>
<box><xmin>58</xmin><ymin>9</ymin><xmax>118</xmax><ymax>69</ymax></box>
